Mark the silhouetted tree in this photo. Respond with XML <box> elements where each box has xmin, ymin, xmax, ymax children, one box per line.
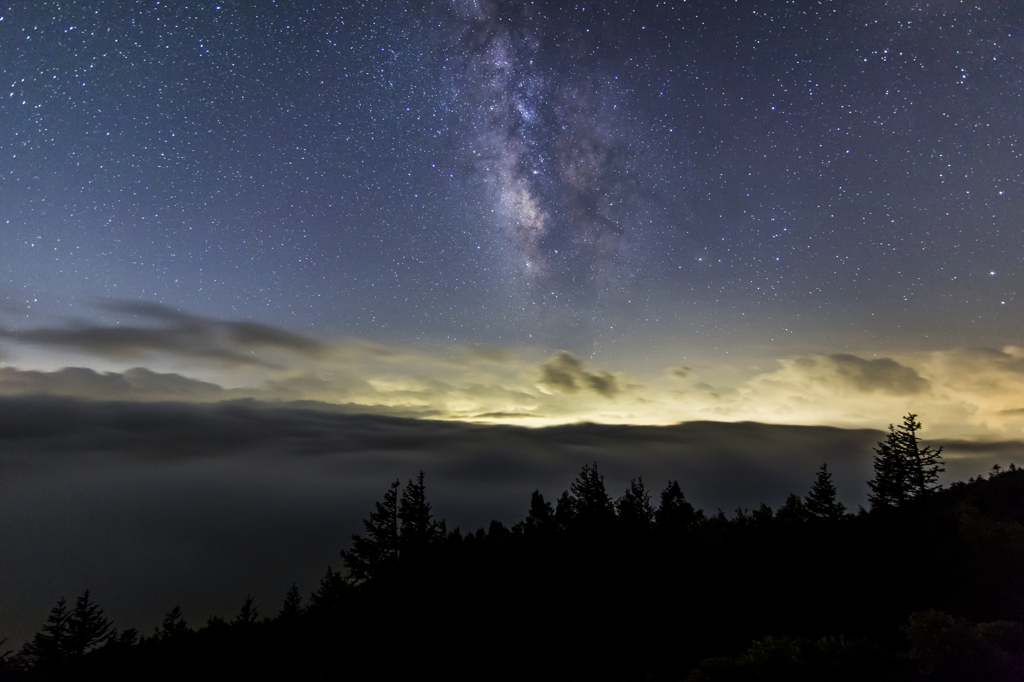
<box><xmin>523</xmin><ymin>489</ymin><xmax>555</xmax><ymax>533</ymax></box>
<box><xmin>343</xmin><ymin>479</ymin><xmax>400</xmax><ymax>581</ymax></box>
<box><xmin>554</xmin><ymin>490</ymin><xmax>575</xmax><ymax>530</ymax></box>
<box><xmin>487</xmin><ymin>519</ymin><xmax>510</xmax><ymax>542</ymax></box>
<box><xmin>869</xmin><ymin>414</ymin><xmax>944</xmax><ymax>509</ymax></box>
<box><xmin>805</xmin><ymin>463</ymin><xmax>846</xmax><ymax>520</ymax></box>
<box><xmin>398</xmin><ymin>471</ymin><xmax>443</xmax><ymax>553</ymax></box>
<box><xmin>17</xmin><ymin>592</ymin><xmax>112</xmax><ymax>671</ymax></box>
<box><xmin>157</xmin><ymin>605</ymin><xmax>189</xmax><ymax>639</ymax></box>
<box><xmin>68</xmin><ymin>589</ymin><xmax>113</xmax><ymax>657</ymax></box>
<box><xmin>617</xmin><ymin>476</ymin><xmax>655</xmax><ymax>532</ymax></box>
<box><xmin>655</xmin><ymin>480</ymin><xmax>701</xmax><ymax>533</ymax></box>
<box><xmin>115</xmin><ymin>628</ymin><xmax>139</xmax><ymax>647</ymax></box>
<box><xmin>21</xmin><ymin>597</ymin><xmax>70</xmax><ymax>666</ymax></box>
<box><xmin>775</xmin><ymin>493</ymin><xmax>809</xmax><ymax>524</ymax></box>
<box><xmin>308</xmin><ymin>566</ymin><xmax>350</xmax><ymax>613</ymax></box>
<box><xmin>752</xmin><ymin>503</ymin><xmax>775</xmax><ymax>529</ymax></box>
<box><xmin>234</xmin><ymin>595</ymin><xmax>259</xmax><ymax>625</ymax></box>
<box><xmin>568</xmin><ymin>463</ymin><xmax>616</xmax><ymax>530</ymax></box>
<box><xmin>278</xmin><ymin>584</ymin><xmax>304</xmax><ymax>621</ymax></box>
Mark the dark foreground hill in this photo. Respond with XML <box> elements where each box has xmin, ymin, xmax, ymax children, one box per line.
<box><xmin>3</xmin><ymin>464</ymin><xmax>1022</xmax><ymax>682</ymax></box>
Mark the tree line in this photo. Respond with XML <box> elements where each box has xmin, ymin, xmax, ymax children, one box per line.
<box><xmin>3</xmin><ymin>413</ymin><xmax>1022</xmax><ymax>681</ymax></box>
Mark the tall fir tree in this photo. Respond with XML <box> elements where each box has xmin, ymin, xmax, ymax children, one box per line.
<box><xmin>278</xmin><ymin>584</ymin><xmax>304</xmax><ymax>621</ymax></box>
<box><xmin>804</xmin><ymin>463</ymin><xmax>846</xmax><ymax>520</ymax></box>
<box><xmin>654</xmin><ymin>480</ymin><xmax>701</xmax><ymax>533</ymax></box>
<box><xmin>868</xmin><ymin>414</ymin><xmax>944</xmax><ymax>509</ymax></box>
<box><xmin>308</xmin><ymin>566</ymin><xmax>350</xmax><ymax>613</ymax></box>
<box><xmin>398</xmin><ymin>471</ymin><xmax>442</xmax><ymax>553</ymax></box>
<box><xmin>21</xmin><ymin>597</ymin><xmax>71</xmax><ymax>666</ymax></box>
<box><xmin>568</xmin><ymin>463</ymin><xmax>616</xmax><ymax>529</ymax></box>
<box><xmin>234</xmin><ymin>595</ymin><xmax>259</xmax><ymax>626</ymax></box>
<box><xmin>554</xmin><ymin>489</ymin><xmax>575</xmax><ymax>530</ymax></box>
<box><xmin>524</xmin><ymin>489</ymin><xmax>555</xmax><ymax>533</ymax></box>
<box><xmin>617</xmin><ymin>477</ymin><xmax>655</xmax><ymax>532</ymax></box>
<box><xmin>343</xmin><ymin>479</ymin><xmax>400</xmax><ymax>581</ymax></box>
<box><xmin>157</xmin><ymin>605</ymin><xmax>190</xmax><ymax>639</ymax></box>
<box><xmin>67</xmin><ymin>590</ymin><xmax>113</xmax><ymax>656</ymax></box>
<box><xmin>775</xmin><ymin>493</ymin><xmax>809</xmax><ymax>524</ymax></box>
<box><xmin>900</xmin><ymin>414</ymin><xmax>945</xmax><ymax>495</ymax></box>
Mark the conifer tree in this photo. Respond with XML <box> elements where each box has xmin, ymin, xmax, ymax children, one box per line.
<box><xmin>568</xmin><ymin>463</ymin><xmax>616</xmax><ymax>529</ymax></box>
<box><xmin>308</xmin><ymin>566</ymin><xmax>349</xmax><ymax>612</ymax></box>
<box><xmin>775</xmin><ymin>493</ymin><xmax>809</xmax><ymax>524</ymax></box>
<box><xmin>343</xmin><ymin>479</ymin><xmax>400</xmax><ymax>581</ymax></box>
<box><xmin>67</xmin><ymin>590</ymin><xmax>113</xmax><ymax>656</ymax></box>
<box><xmin>655</xmin><ymin>480</ymin><xmax>701</xmax><ymax>533</ymax></box>
<box><xmin>398</xmin><ymin>471</ymin><xmax>442</xmax><ymax>552</ymax></box>
<box><xmin>805</xmin><ymin>463</ymin><xmax>846</xmax><ymax>520</ymax></box>
<box><xmin>234</xmin><ymin>595</ymin><xmax>259</xmax><ymax>625</ymax></box>
<box><xmin>868</xmin><ymin>414</ymin><xmax>944</xmax><ymax>509</ymax></box>
<box><xmin>901</xmin><ymin>414</ymin><xmax>944</xmax><ymax>496</ymax></box>
<box><xmin>157</xmin><ymin>605</ymin><xmax>189</xmax><ymax>639</ymax></box>
<box><xmin>617</xmin><ymin>476</ymin><xmax>655</xmax><ymax>532</ymax></box>
<box><xmin>21</xmin><ymin>597</ymin><xmax>71</xmax><ymax>666</ymax></box>
<box><xmin>278</xmin><ymin>584</ymin><xmax>304</xmax><ymax>621</ymax></box>
<box><xmin>554</xmin><ymin>489</ymin><xmax>575</xmax><ymax>530</ymax></box>
<box><xmin>524</xmin><ymin>489</ymin><xmax>555</xmax><ymax>533</ymax></box>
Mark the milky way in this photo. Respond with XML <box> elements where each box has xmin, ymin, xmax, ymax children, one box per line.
<box><xmin>447</xmin><ymin>0</ymin><xmax>652</xmax><ymax>328</ymax></box>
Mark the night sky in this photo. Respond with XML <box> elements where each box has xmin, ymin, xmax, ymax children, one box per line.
<box><xmin>2</xmin><ymin>1</ymin><xmax>1024</xmax><ymax>432</ymax></box>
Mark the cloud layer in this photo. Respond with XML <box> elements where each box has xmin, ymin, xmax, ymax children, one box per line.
<box><xmin>3</xmin><ymin>302</ymin><xmax>1024</xmax><ymax>438</ymax></box>
<box><xmin>0</xmin><ymin>301</ymin><xmax>328</xmax><ymax>368</ymax></box>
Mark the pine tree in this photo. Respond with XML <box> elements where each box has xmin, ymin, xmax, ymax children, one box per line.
<box><xmin>398</xmin><ymin>471</ymin><xmax>442</xmax><ymax>553</ymax></box>
<box><xmin>278</xmin><ymin>584</ymin><xmax>304</xmax><ymax>621</ymax></box>
<box><xmin>67</xmin><ymin>590</ymin><xmax>113</xmax><ymax>656</ymax></box>
<box><xmin>524</xmin><ymin>489</ymin><xmax>554</xmax><ymax>533</ymax></box>
<box><xmin>234</xmin><ymin>595</ymin><xmax>259</xmax><ymax>625</ymax></box>
<box><xmin>868</xmin><ymin>414</ymin><xmax>944</xmax><ymax>510</ymax></box>
<box><xmin>308</xmin><ymin>566</ymin><xmax>350</xmax><ymax>613</ymax></box>
<box><xmin>868</xmin><ymin>428</ymin><xmax>909</xmax><ymax>509</ymax></box>
<box><xmin>654</xmin><ymin>480</ymin><xmax>701</xmax><ymax>533</ymax></box>
<box><xmin>342</xmin><ymin>479</ymin><xmax>400</xmax><ymax>582</ymax></box>
<box><xmin>805</xmin><ymin>463</ymin><xmax>846</xmax><ymax>520</ymax></box>
<box><xmin>775</xmin><ymin>493</ymin><xmax>809</xmax><ymax>524</ymax></box>
<box><xmin>21</xmin><ymin>597</ymin><xmax>71</xmax><ymax>666</ymax></box>
<box><xmin>157</xmin><ymin>605</ymin><xmax>189</xmax><ymax>639</ymax></box>
<box><xmin>568</xmin><ymin>463</ymin><xmax>616</xmax><ymax>530</ymax></box>
<box><xmin>554</xmin><ymin>490</ymin><xmax>575</xmax><ymax>530</ymax></box>
<box><xmin>900</xmin><ymin>414</ymin><xmax>944</xmax><ymax>495</ymax></box>
<box><xmin>616</xmin><ymin>476</ymin><xmax>655</xmax><ymax>532</ymax></box>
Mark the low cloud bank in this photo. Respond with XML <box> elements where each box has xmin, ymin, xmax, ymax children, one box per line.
<box><xmin>4</xmin><ymin>302</ymin><xmax>1024</xmax><ymax>437</ymax></box>
<box><xmin>1</xmin><ymin>396</ymin><xmax>1016</xmax><ymax>650</ymax></box>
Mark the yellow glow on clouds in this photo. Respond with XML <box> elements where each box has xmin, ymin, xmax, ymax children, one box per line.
<box><xmin>4</xmin><ymin>332</ymin><xmax>1024</xmax><ymax>439</ymax></box>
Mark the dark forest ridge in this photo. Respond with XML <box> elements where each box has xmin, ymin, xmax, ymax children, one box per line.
<box><xmin>3</xmin><ymin>414</ymin><xmax>1023</xmax><ymax>680</ymax></box>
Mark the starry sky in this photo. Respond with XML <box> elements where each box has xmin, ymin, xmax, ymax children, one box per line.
<box><xmin>2</xmin><ymin>0</ymin><xmax>1024</xmax><ymax>437</ymax></box>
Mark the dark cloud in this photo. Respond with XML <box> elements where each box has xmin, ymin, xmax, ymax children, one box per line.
<box><xmin>0</xmin><ymin>301</ymin><xmax>328</xmax><ymax>367</ymax></box>
<box><xmin>2</xmin><ymin>395</ymin><xmax>1013</xmax><ymax>649</ymax></box>
<box><xmin>538</xmin><ymin>350</ymin><xmax>620</xmax><ymax>397</ymax></box>
<box><xmin>824</xmin><ymin>354</ymin><xmax>930</xmax><ymax>395</ymax></box>
<box><xmin>672</xmin><ymin>366</ymin><xmax>693</xmax><ymax>379</ymax></box>
<box><xmin>0</xmin><ymin>366</ymin><xmax>230</xmax><ymax>402</ymax></box>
